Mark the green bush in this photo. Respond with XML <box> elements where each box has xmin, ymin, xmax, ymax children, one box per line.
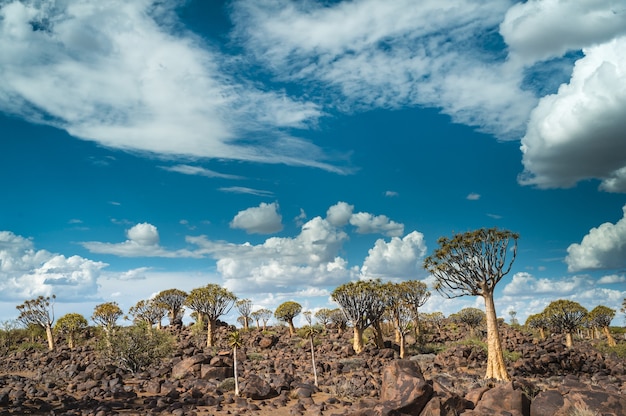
<box><xmin>102</xmin><ymin>323</ymin><xmax>174</xmax><ymax>373</ymax></box>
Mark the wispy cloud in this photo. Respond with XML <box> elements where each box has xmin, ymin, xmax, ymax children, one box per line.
<box><xmin>466</xmin><ymin>193</ymin><xmax>480</xmax><ymax>200</ymax></box>
<box><xmin>161</xmin><ymin>164</ymin><xmax>243</xmax><ymax>180</ymax></box>
<box><xmin>218</xmin><ymin>186</ymin><xmax>274</xmax><ymax>197</ymax></box>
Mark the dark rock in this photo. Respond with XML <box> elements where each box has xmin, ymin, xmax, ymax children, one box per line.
<box><xmin>378</xmin><ymin>359</ymin><xmax>433</xmax><ymax>415</ymax></box>
<box><xmin>240</xmin><ymin>374</ymin><xmax>277</xmax><ymax>400</ymax></box>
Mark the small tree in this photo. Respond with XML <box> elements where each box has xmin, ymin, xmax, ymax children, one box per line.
<box><xmin>92</xmin><ymin>302</ymin><xmax>123</xmax><ymax>350</ymax></box>
<box><xmin>385</xmin><ymin>283</ymin><xmax>415</xmax><ymax>358</ymax></box>
<box><xmin>314</xmin><ymin>308</ymin><xmax>334</xmax><ymax>329</ymax></box>
<box><xmin>128</xmin><ymin>299</ymin><xmax>167</xmax><ymax>329</ymax></box>
<box><xmin>185</xmin><ymin>284</ymin><xmax>237</xmax><ymax>347</ymax></box>
<box><xmin>331</xmin><ymin>279</ymin><xmax>387</xmax><ymax>354</ymax></box>
<box><xmin>302</xmin><ymin>311</ymin><xmax>319</xmax><ymax>387</ymax></box>
<box><xmin>509</xmin><ymin>310</ymin><xmax>519</xmax><ymax>327</ymax></box>
<box><xmin>228</xmin><ymin>331</ymin><xmax>243</xmax><ymax>396</ymax></box>
<box><xmin>525</xmin><ymin>313</ymin><xmax>548</xmax><ymax>340</ymax></box>
<box><xmin>153</xmin><ymin>289</ymin><xmax>188</xmax><ymax>327</ymax></box>
<box><xmin>107</xmin><ymin>323</ymin><xmax>174</xmax><ymax>373</ymax></box>
<box><xmin>329</xmin><ymin>308</ymin><xmax>348</xmax><ymax>332</ymax></box>
<box><xmin>235</xmin><ymin>299</ymin><xmax>253</xmax><ymax>330</ymax></box>
<box><xmin>274</xmin><ymin>301</ymin><xmax>302</xmax><ymax>336</ymax></box>
<box><xmin>399</xmin><ymin>280</ymin><xmax>430</xmax><ymax>336</ymax></box>
<box><xmin>16</xmin><ymin>295</ymin><xmax>56</xmax><ymax>351</ymax></box>
<box><xmin>543</xmin><ymin>300</ymin><xmax>588</xmax><ymax>348</ymax></box>
<box><xmin>54</xmin><ymin>313</ymin><xmax>88</xmax><ymax>349</ymax></box>
<box><xmin>424</xmin><ymin>227</ymin><xmax>518</xmax><ymax>381</ymax></box>
<box><xmin>421</xmin><ymin>312</ymin><xmax>445</xmax><ymax>332</ymax></box>
<box><xmin>455</xmin><ymin>307</ymin><xmax>486</xmax><ymax>338</ymax></box>
<box><xmin>588</xmin><ymin>305</ymin><xmax>616</xmax><ymax>347</ymax></box>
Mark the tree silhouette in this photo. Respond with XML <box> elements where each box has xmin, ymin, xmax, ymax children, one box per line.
<box><xmin>153</xmin><ymin>289</ymin><xmax>187</xmax><ymax>327</ymax></box>
<box><xmin>543</xmin><ymin>299</ymin><xmax>588</xmax><ymax>348</ymax></box>
<box><xmin>235</xmin><ymin>299</ymin><xmax>253</xmax><ymax>330</ymax></box>
<box><xmin>185</xmin><ymin>284</ymin><xmax>237</xmax><ymax>347</ymax></box>
<box><xmin>331</xmin><ymin>279</ymin><xmax>386</xmax><ymax>354</ymax></box>
<box><xmin>588</xmin><ymin>305</ymin><xmax>616</xmax><ymax>347</ymax></box>
<box><xmin>54</xmin><ymin>313</ymin><xmax>88</xmax><ymax>349</ymax></box>
<box><xmin>16</xmin><ymin>295</ymin><xmax>56</xmax><ymax>351</ymax></box>
<box><xmin>424</xmin><ymin>227</ymin><xmax>518</xmax><ymax>381</ymax></box>
<box><xmin>274</xmin><ymin>301</ymin><xmax>302</xmax><ymax>336</ymax></box>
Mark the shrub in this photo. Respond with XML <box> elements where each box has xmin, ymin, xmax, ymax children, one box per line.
<box><xmin>102</xmin><ymin>323</ymin><xmax>174</xmax><ymax>373</ymax></box>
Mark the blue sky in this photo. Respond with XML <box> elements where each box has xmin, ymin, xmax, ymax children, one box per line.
<box><xmin>1</xmin><ymin>0</ymin><xmax>625</xmax><ymax>326</ymax></box>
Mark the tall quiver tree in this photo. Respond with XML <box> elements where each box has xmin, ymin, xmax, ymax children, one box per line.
<box><xmin>331</xmin><ymin>279</ymin><xmax>387</xmax><ymax>354</ymax></box>
<box><xmin>16</xmin><ymin>295</ymin><xmax>56</xmax><ymax>351</ymax></box>
<box><xmin>543</xmin><ymin>299</ymin><xmax>587</xmax><ymax>348</ymax></box>
<box><xmin>185</xmin><ymin>284</ymin><xmax>237</xmax><ymax>347</ymax></box>
<box><xmin>153</xmin><ymin>289</ymin><xmax>187</xmax><ymax>327</ymax></box>
<box><xmin>400</xmin><ymin>280</ymin><xmax>430</xmax><ymax>337</ymax></box>
<box><xmin>235</xmin><ymin>299</ymin><xmax>253</xmax><ymax>330</ymax></box>
<box><xmin>55</xmin><ymin>313</ymin><xmax>88</xmax><ymax>349</ymax></box>
<box><xmin>128</xmin><ymin>299</ymin><xmax>167</xmax><ymax>329</ymax></box>
<box><xmin>274</xmin><ymin>301</ymin><xmax>302</xmax><ymax>336</ymax></box>
<box><xmin>424</xmin><ymin>227</ymin><xmax>518</xmax><ymax>381</ymax></box>
<box><xmin>92</xmin><ymin>302</ymin><xmax>123</xmax><ymax>350</ymax></box>
<box><xmin>588</xmin><ymin>305</ymin><xmax>616</xmax><ymax>347</ymax></box>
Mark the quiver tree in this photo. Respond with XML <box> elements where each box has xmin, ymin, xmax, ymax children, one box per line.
<box><xmin>274</xmin><ymin>301</ymin><xmax>302</xmax><ymax>336</ymax></box>
<box><xmin>543</xmin><ymin>299</ymin><xmax>588</xmax><ymax>348</ymax></box>
<box><xmin>424</xmin><ymin>227</ymin><xmax>518</xmax><ymax>381</ymax></box>
<box><xmin>185</xmin><ymin>284</ymin><xmax>236</xmax><ymax>347</ymax></box>
<box><xmin>421</xmin><ymin>312</ymin><xmax>445</xmax><ymax>332</ymax></box>
<box><xmin>16</xmin><ymin>295</ymin><xmax>56</xmax><ymax>351</ymax></box>
<box><xmin>251</xmin><ymin>308</ymin><xmax>273</xmax><ymax>331</ymax></box>
<box><xmin>455</xmin><ymin>307</ymin><xmax>486</xmax><ymax>338</ymax></box>
<box><xmin>400</xmin><ymin>280</ymin><xmax>431</xmax><ymax>337</ymax></box>
<box><xmin>302</xmin><ymin>311</ymin><xmax>320</xmax><ymax>387</ymax></box>
<box><xmin>92</xmin><ymin>302</ymin><xmax>123</xmax><ymax>350</ymax></box>
<box><xmin>331</xmin><ymin>279</ymin><xmax>387</xmax><ymax>354</ymax></box>
<box><xmin>128</xmin><ymin>299</ymin><xmax>167</xmax><ymax>329</ymax></box>
<box><xmin>54</xmin><ymin>313</ymin><xmax>88</xmax><ymax>349</ymax></box>
<box><xmin>384</xmin><ymin>283</ymin><xmax>415</xmax><ymax>358</ymax></box>
<box><xmin>329</xmin><ymin>308</ymin><xmax>348</xmax><ymax>332</ymax></box>
<box><xmin>235</xmin><ymin>299</ymin><xmax>253</xmax><ymax>330</ymax></box>
<box><xmin>228</xmin><ymin>331</ymin><xmax>243</xmax><ymax>396</ymax></box>
<box><xmin>525</xmin><ymin>313</ymin><xmax>548</xmax><ymax>340</ymax></box>
<box><xmin>588</xmin><ymin>305</ymin><xmax>616</xmax><ymax>347</ymax></box>
<box><xmin>314</xmin><ymin>308</ymin><xmax>334</xmax><ymax>329</ymax></box>
<box><xmin>153</xmin><ymin>289</ymin><xmax>187</xmax><ymax>327</ymax></box>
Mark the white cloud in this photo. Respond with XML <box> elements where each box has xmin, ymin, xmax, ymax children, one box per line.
<box><xmin>360</xmin><ymin>231</ymin><xmax>427</xmax><ymax>280</ymax></box>
<box><xmin>161</xmin><ymin>164</ymin><xmax>243</xmax><ymax>180</ymax></box>
<box><xmin>466</xmin><ymin>193</ymin><xmax>481</xmax><ymax>200</ymax></box>
<box><xmin>326</xmin><ymin>201</ymin><xmax>354</xmax><ymax>227</ymax></box>
<box><xmin>501</xmin><ymin>0</ymin><xmax>626</xmax><ymax>63</ymax></box>
<box><xmin>349</xmin><ymin>212</ymin><xmax>404</xmax><ymax>237</ymax></box>
<box><xmin>0</xmin><ymin>231</ymin><xmax>106</xmax><ymax>302</ymax></box>
<box><xmin>232</xmin><ymin>0</ymin><xmax>537</xmax><ymax>140</ymax></box>
<box><xmin>566</xmin><ymin>205</ymin><xmax>626</xmax><ymax>271</ymax></box>
<box><xmin>598</xmin><ymin>274</ymin><xmax>626</xmax><ymax>284</ymax></box>
<box><xmin>230</xmin><ymin>202</ymin><xmax>283</xmax><ymax>234</ymax></box>
<box><xmin>219</xmin><ymin>187</ymin><xmax>274</xmax><ymax>197</ymax></box>
<box><xmin>0</xmin><ymin>0</ymin><xmax>342</xmax><ymax>171</ymax></box>
<box><xmin>519</xmin><ymin>36</ymin><xmax>626</xmax><ymax>191</ymax></box>
<box><xmin>385</xmin><ymin>191</ymin><xmax>399</xmax><ymax>197</ymax></box>
<box><xmin>82</xmin><ymin>223</ymin><xmax>200</xmax><ymax>258</ymax></box>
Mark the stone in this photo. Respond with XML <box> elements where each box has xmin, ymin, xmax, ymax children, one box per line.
<box><xmin>379</xmin><ymin>359</ymin><xmax>433</xmax><ymax>415</ymax></box>
<box><xmin>240</xmin><ymin>374</ymin><xmax>277</xmax><ymax>400</ymax></box>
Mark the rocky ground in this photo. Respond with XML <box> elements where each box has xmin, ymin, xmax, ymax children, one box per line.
<box><xmin>0</xmin><ymin>324</ymin><xmax>625</xmax><ymax>415</ymax></box>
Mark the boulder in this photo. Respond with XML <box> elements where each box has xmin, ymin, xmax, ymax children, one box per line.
<box><xmin>240</xmin><ymin>374</ymin><xmax>277</xmax><ymax>400</ymax></box>
<box><xmin>464</xmin><ymin>381</ymin><xmax>530</xmax><ymax>416</ymax></box>
<box><xmin>378</xmin><ymin>359</ymin><xmax>433</xmax><ymax>415</ymax></box>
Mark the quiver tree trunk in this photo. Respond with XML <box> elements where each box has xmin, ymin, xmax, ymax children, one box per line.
<box><xmin>372</xmin><ymin>321</ymin><xmax>384</xmax><ymax>349</ymax></box>
<box><xmin>565</xmin><ymin>332</ymin><xmax>574</xmax><ymax>348</ymax></box>
<box><xmin>353</xmin><ymin>327</ymin><xmax>365</xmax><ymax>354</ymax></box>
<box><xmin>287</xmin><ymin>320</ymin><xmax>296</xmax><ymax>337</ymax></box>
<box><xmin>45</xmin><ymin>323</ymin><xmax>55</xmax><ymax>351</ymax></box>
<box><xmin>484</xmin><ymin>294</ymin><xmax>510</xmax><ymax>381</ymax></box>
<box><xmin>207</xmin><ymin>320</ymin><xmax>216</xmax><ymax>347</ymax></box>
<box><xmin>603</xmin><ymin>326</ymin><xmax>616</xmax><ymax>347</ymax></box>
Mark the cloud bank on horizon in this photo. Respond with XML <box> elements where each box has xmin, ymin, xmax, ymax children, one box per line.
<box><xmin>1</xmin><ymin>0</ymin><xmax>626</xmax><ymax>323</ymax></box>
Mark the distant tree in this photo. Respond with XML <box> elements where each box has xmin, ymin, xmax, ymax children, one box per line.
<box><xmin>128</xmin><ymin>299</ymin><xmax>167</xmax><ymax>329</ymax></box>
<box><xmin>153</xmin><ymin>289</ymin><xmax>187</xmax><ymax>327</ymax></box>
<box><xmin>588</xmin><ymin>305</ymin><xmax>616</xmax><ymax>347</ymax></box>
<box><xmin>421</xmin><ymin>312</ymin><xmax>446</xmax><ymax>332</ymax></box>
<box><xmin>399</xmin><ymin>280</ymin><xmax>431</xmax><ymax>336</ymax></box>
<box><xmin>185</xmin><ymin>284</ymin><xmax>237</xmax><ymax>347</ymax></box>
<box><xmin>16</xmin><ymin>295</ymin><xmax>56</xmax><ymax>351</ymax></box>
<box><xmin>92</xmin><ymin>302</ymin><xmax>123</xmax><ymax>349</ymax></box>
<box><xmin>424</xmin><ymin>227</ymin><xmax>518</xmax><ymax>381</ymax></box>
<box><xmin>274</xmin><ymin>301</ymin><xmax>302</xmax><ymax>336</ymax></box>
<box><xmin>253</xmin><ymin>308</ymin><xmax>273</xmax><ymax>331</ymax></box>
<box><xmin>455</xmin><ymin>307</ymin><xmax>486</xmax><ymax>338</ymax></box>
<box><xmin>329</xmin><ymin>308</ymin><xmax>348</xmax><ymax>332</ymax></box>
<box><xmin>54</xmin><ymin>313</ymin><xmax>88</xmax><ymax>349</ymax></box>
<box><xmin>314</xmin><ymin>308</ymin><xmax>334</xmax><ymax>328</ymax></box>
<box><xmin>384</xmin><ymin>283</ymin><xmax>415</xmax><ymax>358</ymax></box>
<box><xmin>331</xmin><ymin>279</ymin><xmax>387</xmax><ymax>354</ymax></box>
<box><xmin>525</xmin><ymin>313</ymin><xmax>548</xmax><ymax>340</ymax></box>
<box><xmin>543</xmin><ymin>299</ymin><xmax>588</xmax><ymax>348</ymax></box>
<box><xmin>509</xmin><ymin>310</ymin><xmax>519</xmax><ymax>326</ymax></box>
<box><xmin>302</xmin><ymin>311</ymin><xmax>320</xmax><ymax>387</ymax></box>
<box><xmin>228</xmin><ymin>331</ymin><xmax>243</xmax><ymax>396</ymax></box>
<box><xmin>235</xmin><ymin>299</ymin><xmax>253</xmax><ymax>330</ymax></box>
